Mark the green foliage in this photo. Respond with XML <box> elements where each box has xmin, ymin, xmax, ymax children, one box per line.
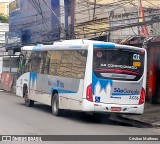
<box><xmin>0</xmin><ymin>14</ymin><xmax>9</xmax><ymax>23</ymax></box>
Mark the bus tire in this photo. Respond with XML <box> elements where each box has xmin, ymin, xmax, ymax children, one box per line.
<box><xmin>51</xmin><ymin>93</ymin><xmax>62</xmax><ymax>116</ymax></box>
<box><xmin>24</xmin><ymin>87</ymin><xmax>34</xmax><ymax>107</ymax></box>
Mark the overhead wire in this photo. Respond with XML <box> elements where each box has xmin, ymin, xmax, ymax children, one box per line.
<box><xmin>1</xmin><ymin>0</ymin><xmax>160</xmax><ymax>47</ymax></box>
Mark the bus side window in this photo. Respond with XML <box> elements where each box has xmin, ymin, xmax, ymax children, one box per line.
<box><xmin>24</xmin><ymin>51</ymin><xmax>31</xmax><ymax>73</ymax></box>
<box><xmin>39</xmin><ymin>51</ymin><xmax>48</xmax><ymax>74</ymax></box>
<box><xmin>71</xmin><ymin>50</ymin><xmax>87</xmax><ymax>79</ymax></box>
<box><xmin>30</xmin><ymin>52</ymin><xmax>41</xmax><ymax>73</ymax></box>
<box><xmin>57</xmin><ymin>51</ymin><xmax>72</xmax><ymax>77</ymax></box>
<box><xmin>49</xmin><ymin>51</ymin><xmax>62</xmax><ymax>76</ymax></box>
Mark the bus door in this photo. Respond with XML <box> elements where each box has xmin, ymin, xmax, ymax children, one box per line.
<box><xmin>92</xmin><ymin>48</ymin><xmax>145</xmax><ymax>105</ymax></box>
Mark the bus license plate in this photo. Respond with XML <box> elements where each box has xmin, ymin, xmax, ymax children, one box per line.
<box><xmin>111</xmin><ymin>107</ymin><xmax>121</xmax><ymax>111</ymax></box>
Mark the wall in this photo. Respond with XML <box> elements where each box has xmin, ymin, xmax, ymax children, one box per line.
<box><xmin>0</xmin><ymin>57</ymin><xmax>2</xmax><ymax>74</ymax></box>
<box><xmin>74</xmin><ymin>0</ymin><xmax>110</xmax><ymax>39</ymax></box>
<box><xmin>9</xmin><ymin>0</ymin><xmax>71</xmax><ymax>46</ymax></box>
<box><xmin>0</xmin><ymin>23</ymin><xmax>9</xmax><ymax>47</ymax></box>
<box><xmin>9</xmin><ymin>0</ymin><xmax>53</xmax><ymax>45</ymax></box>
<box><xmin>0</xmin><ymin>2</ymin><xmax>10</xmax><ymax>16</ymax></box>
<box><xmin>109</xmin><ymin>3</ymin><xmax>160</xmax><ymax>42</ymax></box>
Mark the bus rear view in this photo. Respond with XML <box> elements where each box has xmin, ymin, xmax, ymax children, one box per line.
<box><xmin>90</xmin><ymin>44</ymin><xmax>147</xmax><ymax>114</ymax></box>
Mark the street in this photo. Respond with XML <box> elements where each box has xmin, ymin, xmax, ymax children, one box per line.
<box><xmin>0</xmin><ymin>91</ymin><xmax>160</xmax><ymax>144</ymax></box>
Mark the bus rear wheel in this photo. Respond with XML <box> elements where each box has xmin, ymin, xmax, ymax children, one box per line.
<box><xmin>51</xmin><ymin>93</ymin><xmax>62</xmax><ymax>116</ymax></box>
<box><xmin>24</xmin><ymin>88</ymin><xmax>34</xmax><ymax>107</ymax></box>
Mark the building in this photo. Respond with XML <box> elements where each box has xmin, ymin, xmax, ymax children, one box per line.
<box><xmin>74</xmin><ymin>0</ymin><xmax>117</xmax><ymax>40</ymax></box>
<box><xmin>74</xmin><ymin>0</ymin><xmax>160</xmax><ymax>42</ymax></box>
<box><xmin>7</xmin><ymin>0</ymin><xmax>160</xmax><ymax>49</ymax></box>
<box><xmin>0</xmin><ymin>0</ymin><xmax>10</xmax><ymax>16</ymax></box>
<box><xmin>0</xmin><ymin>23</ymin><xmax>9</xmax><ymax>50</ymax></box>
<box><xmin>7</xmin><ymin>0</ymin><xmax>72</xmax><ymax>52</ymax></box>
<box><xmin>8</xmin><ymin>0</ymin><xmax>132</xmax><ymax>47</ymax></box>
<box><xmin>0</xmin><ymin>23</ymin><xmax>9</xmax><ymax>75</ymax></box>
<box><xmin>109</xmin><ymin>0</ymin><xmax>160</xmax><ymax>42</ymax></box>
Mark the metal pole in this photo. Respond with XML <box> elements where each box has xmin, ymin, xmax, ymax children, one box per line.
<box><xmin>9</xmin><ymin>55</ymin><xmax>11</xmax><ymax>73</ymax></box>
<box><xmin>138</xmin><ymin>0</ymin><xmax>140</xmax><ymax>34</ymax></box>
<box><xmin>60</xmin><ymin>0</ymin><xmax>65</xmax><ymax>39</ymax></box>
<box><xmin>93</xmin><ymin>0</ymin><xmax>96</xmax><ymax>19</ymax></box>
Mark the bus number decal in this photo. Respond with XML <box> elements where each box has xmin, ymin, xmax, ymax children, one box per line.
<box><xmin>129</xmin><ymin>96</ymin><xmax>139</xmax><ymax>100</ymax></box>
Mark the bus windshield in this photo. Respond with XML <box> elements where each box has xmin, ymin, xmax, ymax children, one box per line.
<box><xmin>93</xmin><ymin>48</ymin><xmax>145</xmax><ymax>81</ymax></box>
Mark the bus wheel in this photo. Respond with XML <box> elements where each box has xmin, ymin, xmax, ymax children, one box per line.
<box><xmin>24</xmin><ymin>88</ymin><xmax>34</xmax><ymax>107</ymax></box>
<box><xmin>51</xmin><ymin>93</ymin><xmax>62</xmax><ymax>116</ymax></box>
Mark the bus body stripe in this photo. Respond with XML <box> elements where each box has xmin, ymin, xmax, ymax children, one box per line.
<box><xmin>50</xmin><ymin>88</ymin><xmax>77</xmax><ymax>94</ymax></box>
<box><xmin>93</xmin><ymin>43</ymin><xmax>115</xmax><ymax>48</ymax></box>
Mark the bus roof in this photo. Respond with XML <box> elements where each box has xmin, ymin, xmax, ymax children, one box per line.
<box><xmin>21</xmin><ymin>39</ymin><xmax>145</xmax><ymax>51</ymax></box>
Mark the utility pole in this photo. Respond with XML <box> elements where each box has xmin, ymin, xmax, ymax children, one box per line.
<box><xmin>93</xmin><ymin>0</ymin><xmax>96</xmax><ymax>19</ymax></box>
<box><xmin>138</xmin><ymin>0</ymin><xmax>140</xmax><ymax>35</ymax></box>
<box><xmin>60</xmin><ymin>0</ymin><xmax>65</xmax><ymax>39</ymax></box>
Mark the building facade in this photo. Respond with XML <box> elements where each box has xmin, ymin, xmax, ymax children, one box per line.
<box><xmin>74</xmin><ymin>0</ymin><xmax>113</xmax><ymax>39</ymax></box>
<box><xmin>0</xmin><ymin>23</ymin><xmax>9</xmax><ymax>50</ymax></box>
<box><xmin>7</xmin><ymin>0</ymin><xmax>72</xmax><ymax>51</ymax></box>
<box><xmin>0</xmin><ymin>1</ymin><xmax>10</xmax><ymax>16</ymax></box>
<box><xmin>74</xmin><ymin>0</ymin><xmax>160</xmax><ymax>41</ymax></box>
<box><xmin>110</xmin><ymin>8</ymin><xmax>160</xmax><ymax>42</ymax></box>
<box><xmin>109</xmin><ymin>1</ymin><xmax>160</xmax><ymax>42</ymax></box>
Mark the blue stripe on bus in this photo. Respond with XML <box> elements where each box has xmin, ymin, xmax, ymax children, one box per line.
<box><xmin>92</xmin><ymin>72</ymin><xmax>113</xmax><ymax>95</ymax></box>
<box><xmin>33</xmin><ymin>46</ymin><xmax>42</xmax><ymax>51</ymax></box>
<box><xmin>50</xmin><ymin>88</ymin><xmax>76</xmax><ymax>94</ymax></box>
<box><xmin>93</xmin><ymin>43</ymin><xmax>115</xmax><ymax>49</ymax></box>
<box><xmin>30</xmin><ymin>72</ymin><xmax>37</xmax><ymax>87</ymax></box>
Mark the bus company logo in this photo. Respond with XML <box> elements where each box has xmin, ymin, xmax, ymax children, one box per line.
<box><xmin>48</xmin><ymin>80</ymin><xmax>64</xmax><ymax>88</ymax></box>
<box><xmin>96</xmin><ymin>51</ymin><xmax>103</xmax><ymax>58</ymax></box>
<box><xmin>113</xmin><ymin>88</ymin><xmax>139</xmax><ymax>95</ymax></box>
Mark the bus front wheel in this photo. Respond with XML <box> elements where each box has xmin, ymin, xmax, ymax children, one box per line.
<box><xmin>24</xmin><ymin>88</ymin><xmax>34</xmax><ymax>107</ymax></box>
<box><xmin>51</xmin><ymin>93</ymin><xmax>62</xmax><ymax>116</ymax></box>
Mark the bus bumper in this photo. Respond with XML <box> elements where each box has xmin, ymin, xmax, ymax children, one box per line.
<box><xmin>83</xmin><ymin>100</ymin><xmax>144</xmax><ymax>114</ymax></box>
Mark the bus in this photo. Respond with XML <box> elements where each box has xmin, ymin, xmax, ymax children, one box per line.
<box><xmin>16</xmin><ymin>39</ymin><xmax>147</xmax><ymax>116</ymax></box>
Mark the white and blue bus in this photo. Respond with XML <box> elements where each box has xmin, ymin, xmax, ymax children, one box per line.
<box><xmin>16</xmin><ymin>40</ymin><xmax>147</xmax><ymax>116</ymax></box>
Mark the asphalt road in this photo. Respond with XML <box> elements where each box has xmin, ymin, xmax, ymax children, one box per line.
<box><xmin>0</xmin><ymin>91</ymin><xmax>160</xmax><ymax>144</ymax></box>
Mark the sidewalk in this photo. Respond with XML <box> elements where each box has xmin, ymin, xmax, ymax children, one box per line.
<box><xmin>119</xmin><ymin>102</ymin><xmax>160</xmax><ymax>127</ymax></box>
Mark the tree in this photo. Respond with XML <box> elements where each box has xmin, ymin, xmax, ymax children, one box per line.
<box><xmin>0</xmin><ymin>14</ymin><xmax>9</xmax><ymax>23</ymax></box>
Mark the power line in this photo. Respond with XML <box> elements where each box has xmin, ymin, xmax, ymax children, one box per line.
<box><xmin>3</xmin><ymin>0</ymin><xmax>160</xmax><ymax>46</ymax></box>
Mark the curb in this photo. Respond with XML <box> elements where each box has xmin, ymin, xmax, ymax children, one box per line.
<box><xmin>109</xmin><ymin>114</ymin><xmax>152</xmax><ymax>128</ymax></box>
<box><xmin>118</xmin><ymin>114</ymin><xmax>160</xmax><ymax>128</ymax></box>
